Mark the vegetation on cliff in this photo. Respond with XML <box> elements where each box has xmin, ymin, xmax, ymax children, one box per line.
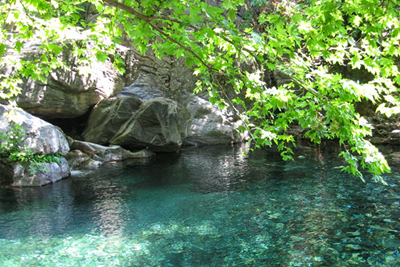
<box><xmin>1</xmin><ymin>0</ymin><xmax>400</xmax><ymax>183</ymax></box>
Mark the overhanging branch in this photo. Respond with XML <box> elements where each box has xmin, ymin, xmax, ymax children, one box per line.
<box><xmin>103</xmin><ymin>0</ymin><xmax>186</xmax><ymax>24</ymax></box>
<box><xmin>102</xmin><ymin>0</ymin><xmax>211</xmax><ymax>69</ymax></box>
<box><xmin>103</xmin><ymin>0</ymin><xmax>152</xmax><ymax>21</ymax></box>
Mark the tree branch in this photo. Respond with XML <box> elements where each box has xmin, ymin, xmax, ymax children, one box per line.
<box><xmin>103</xmin><ymin>0</ymin><xmax>185</xmax><ymax>24</ymax></box>
<box><xmin>103</xmin><ymin>0</ymin><xmax>152</xmax><ymax>21</ymax></box>
<box><xmin>102</xmin><ymin>0</ymin><xmax>211</xmax><ymax>69</ymax></box>
<box><xmin>147</xmin><ymin>21</ymin><xmax>212</xmax><ymax>69</ymax></box>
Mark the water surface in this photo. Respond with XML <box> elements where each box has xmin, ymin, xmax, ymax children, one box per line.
<box><xmin>1</xmin><ymin>141</ymin><xmax>400</xmax><ymax>266</ymax></box>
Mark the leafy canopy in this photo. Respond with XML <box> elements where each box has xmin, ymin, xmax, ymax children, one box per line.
<box><xmin>1</xmin><ymin>0</ymin><xmax>400</xmax><ymax>183</ymax></box>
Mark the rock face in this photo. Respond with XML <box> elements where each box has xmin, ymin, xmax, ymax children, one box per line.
<box><xmin>0</xmin><ymin>104</ymin><xmax>70</xmax><ymax>186</ymax></box>
<box><xmin>120</xmin><ymin>84</ymin><xmax>244</xmax><ymax>145</ymax></box>
<box><xmin>110</xmin><ymin>98</ymin><xmax>191</xmax><ymax>152</ymax></box>
<box><xmin>7</xmin><ymin>40</ymin><xmax>138</xmax><ymax>119</ymax></box>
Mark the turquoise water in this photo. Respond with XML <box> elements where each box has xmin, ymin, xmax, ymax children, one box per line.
<box><xmin>1</xmin><ymin>141</ymin><xmax>400</xmax><ymax>266</ymax></box>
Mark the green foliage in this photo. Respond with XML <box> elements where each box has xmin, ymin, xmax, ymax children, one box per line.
<box><xmin>0</xmin><ymin>122</ymin><xmax>26</xmax><ymax>160</ymax></box>
<box><xmin>1</xmin><ymin>0</ymin><xmax>400</xmax><ymax>183</ymax></box>
<box><xmin>0</xmin><ymin>122</ymin><xmax>62</xmax><ymax>174</ymax></box>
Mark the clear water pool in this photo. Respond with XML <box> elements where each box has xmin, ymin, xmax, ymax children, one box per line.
<box><xmin>1</xmin><ymin>141</ymin><xmax>400</xmax><ymax>266</ymax></box>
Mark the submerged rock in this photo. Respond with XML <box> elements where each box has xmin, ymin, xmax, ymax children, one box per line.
<box><xmin>67</xmin><ymin>140</ymin><xmax>154</xmax><ymax>170</ymax></box>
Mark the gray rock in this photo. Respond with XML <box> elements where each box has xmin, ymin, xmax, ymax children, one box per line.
<box><xmin>15</xmin><ymin>49</ymin><xmax>123</xmax><ymax>118</ymax></box>
<box><xmin>117</xmin><ymin>74</ymin><xmax>166</xmax><ymax>100</ymax></box>
<box><xmin>0</xmin><ymin>104</ymin><xmax>70</xmax><ymax>186</ymax></box>
<box><xmin>2</xmin><ymin>34</ymin><xmax>138</xmax><ymax>119</ymax></box>
<box><xmin>70</xmin><ymin>170</ymin><xmax>92</xmax><ymax>178</ymax></box>
<box><xmin>67</xmin><ymin>141</ymin><xmax>154</xmax><ymax>170</ymax></box>
<box><xmin>72</xmin><ymin>140</ymin><xmax>154</xmax><ymax>161</ymax></box>
<box><xmin>65</xmin><ymin>150</ymin><xmax>92</xmax><ymax>170</ymax></box>
<box><xmin>106</xmin><ymin>87</ymin><xmax>245</xmax><ymax>146</ymax></box>
<box><xmin>183</xmin><ymin>96</ymin><xmax>243</xmax><ymax>145</ymax></box>
<box><xmin>82</xmin><ymin>96</ymin><xmax>143</xmax><ymax>144</ymax></box>
<box><xmin>119</xmin><ymin>51</ymin><xmax>196</xmax><ymax>102</ymax></box>
<box><xmin>0</xmin><ymin>104</ymin><xmax>70</xmax><ymax>155</ymax></box>
<box><xmin>10</xmin><ymin>157</ymin><xmax>70</xmax><ymax>187</ymax></box>
<box><xmin>116</xmin><ymin>50</ymin><xmax>247</xmax><ymax>146</ymax></box>
<box><xmin>110</xmin><ymin>98</ymin><xmax>191</xmax><ymax>152</ymax></box>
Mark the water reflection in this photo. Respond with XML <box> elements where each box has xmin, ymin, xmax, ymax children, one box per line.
<box><xmin>0</xmin><ymin>179</ymin><xmax>74</xmax><ymax>239</ymax></box>
<box><xmin>92</xmin><ymin>180</ymin><xmax>127</xmax><ymax>237</ymax></box>
<box><xmin>0</xmin><ymin>142</ymin><xmax>399</xmax><ymax>266</ymax></box>
<box><xmin>178</xmin><ymin>144</ymin><xmax>251</xmax><ymax>193</ymax></box>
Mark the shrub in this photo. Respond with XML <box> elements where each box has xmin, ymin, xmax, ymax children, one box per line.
<box><xmin>0</xmin><ymin>122</ymin><xmax>62</xmax><ymax>174</ymax></box>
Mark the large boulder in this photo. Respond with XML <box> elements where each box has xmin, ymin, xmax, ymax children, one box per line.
<box><xmin>110</xmin><ymin>98</ymin><xmax>191</xmax><ymax>152</ymax></box>
<box><xmin>0</xmin><ymin>104</ymin><xmax>70</xmax><ymax>186</ymax></box>
<box><xmin>119</xmin><ymin>85</ymin><xmax>245</xmax><ymax>145</ymax></box>
<box><xmin>184</xmin><ymin>96</ymin><xmax>243</xmax><ymax>145</ymax></box>
<box><xmin>0</xmin><ymin>104</ymin><xmax>70</xmax><ymax>155</ymax></box>
<box><xmin>117</xmin><ymin>50</ymin><xmax>247</xmax><ymax>145</ymax></box>
<box><xmin>82</xmin><ymin>96</ymin><xmax>143</xmax><ymax>144</ymax></box>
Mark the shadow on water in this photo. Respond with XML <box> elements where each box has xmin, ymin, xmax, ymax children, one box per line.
<box><xmin>0</xmin><ymin>141</ymin><xmax>400</xmax><ymax>266</ymax></box>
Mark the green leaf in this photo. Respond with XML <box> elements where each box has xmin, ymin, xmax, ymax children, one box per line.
<box><xmin>227</xmin><ymin>10</ymin><xmax>236</xmax><ymax>22</ymax></box>
<box><xmin>185</xmin><ymin>57</ymin><xmax>195</xmax><ymax>67</ymax></box>
<box><xmin>0</xmin><ymin>43</ymin><xmax>7</xmax><ymax>57</ymax></box>
<box><xmin>48</xmin><ymin>44</ymin><xmax>63</xmax><ymax>55</ymax></box>
<box><xmin>95</xmin><ymin>51</ymin><xmax>108</xmax><ymax>63</ymax></box>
